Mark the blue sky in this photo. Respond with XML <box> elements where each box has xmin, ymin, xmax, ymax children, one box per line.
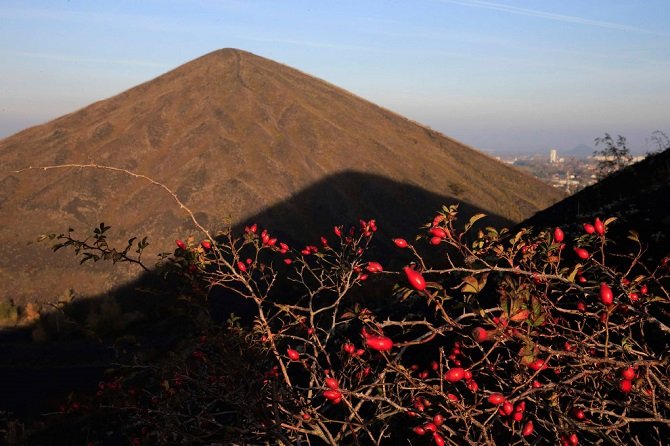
<box><xmin>1</xmin><ymin>0</ymin><xmax>668</xmax><ymax>153</ymax></box>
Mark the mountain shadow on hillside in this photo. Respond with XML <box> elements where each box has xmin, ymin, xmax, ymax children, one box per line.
<box><xmin>229</xmin><ymin>170</ymin><xmax>514</xmax><ymax>245</ymax></box>
<box><xmin>0</xmin><ymin>171</ymin><xmax>513</xmax><ymax>420</ymax></box>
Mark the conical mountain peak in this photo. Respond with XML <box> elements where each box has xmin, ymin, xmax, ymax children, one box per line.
<box><xmin>0</xmin><ymin>50</ymin><xmax>564</xmax><ymax>301</ymax></box>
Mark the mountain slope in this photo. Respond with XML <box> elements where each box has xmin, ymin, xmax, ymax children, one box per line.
<box><xmin>0</xmin><ymin>49</ymin><xmax>564</xmax><ymax>302</ymax></box>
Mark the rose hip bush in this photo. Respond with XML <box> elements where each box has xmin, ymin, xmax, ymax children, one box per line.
<box><xmin>38</xmin><ymin>205</ymin><xmax>670</xmax><ymax>445</ymax></box>
<box><xmin>35</xmin><ymin>206</ymin><xmax>670</xmax><ymax>446</ymax></box>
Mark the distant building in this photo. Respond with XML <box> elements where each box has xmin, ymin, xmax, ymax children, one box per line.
<box><xmin>549</xmin><ymin>149</ymin><xmax>557</xmax><ymax>164</ymax></box>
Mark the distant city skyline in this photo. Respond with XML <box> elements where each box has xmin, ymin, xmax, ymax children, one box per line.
<box><xmin>1</xmin><ymin>0</ymin><xmax>668</xmax><ymax>153</ymax></box>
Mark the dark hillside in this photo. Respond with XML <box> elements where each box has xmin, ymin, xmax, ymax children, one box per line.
<box><xmin>522</xmin><ymin>148</ymin><xmax>670</xmax><ymax>262</ymax></box>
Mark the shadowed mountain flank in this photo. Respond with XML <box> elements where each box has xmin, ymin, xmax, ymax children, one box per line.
<box><xmin>521</xmin><ymin>149</ymin><xmax>670</xmax><ymax>262</ymax></box>
<box><xmin>0</xmin><ymin>172</ymin><xmax>504</xmax><ymax>417</ymax></box>
<box><xmin>230</xmin><ymin>170</ymin><xmax>514</xmax><ymax>245</ymax></box>
<box><xmin>0</xmin><ymin>48</ymin><xmax>563</xmax><ymax>302</ymax></box>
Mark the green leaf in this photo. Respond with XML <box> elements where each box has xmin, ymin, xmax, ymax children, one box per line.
<box><xmin>461</xmin><ymin>276</ymin><xmax>480</xmax><ymax>294</ymax></box>
<box><xmin>519</xmin><ymin>343</ymin><xmax>535</xmax><ymax>357</ymax></box>
<box><xmin>531</xmin><ymin>296</ymin><xmax>542</xmax><ymax>317</ymax></box>
<box><xmin>464</xmin><ymin>213</ymin><xmax>486</xmax><ymax>232</ymax></box>
<box><xmin>567</xmin><ymin>264</ymin><xmax>582</xmax><ymax>283</ymax></box>
<box><xmin>531</xmin><ymin>315</ymin><xmax>545</xmax><ymax>327</ymax></box>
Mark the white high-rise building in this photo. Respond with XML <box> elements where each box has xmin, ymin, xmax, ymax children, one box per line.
<box><xmin>550</xmin><ymin>149</ymin><xmax>557</xmax><ymax>163</ymax></box>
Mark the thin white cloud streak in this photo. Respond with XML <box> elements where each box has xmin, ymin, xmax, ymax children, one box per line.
<box><xmin>1</xmin><ymin>51</ymin><xmax>170</xmax><ymax>68</ymax></box>
<box><xmin>0</xmin><ymin>7</ymin><xmax>189</xmax><ymax>34</ymax></box>
<box><xmin>439</xmin><ymin>0</ymin><xmax>667</xmax><ymax>36</ymax></box>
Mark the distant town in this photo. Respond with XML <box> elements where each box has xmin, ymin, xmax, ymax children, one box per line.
<box><xmin>492</xmin><ymin>148</ymin><xmax>646</xmax><ymax>195</ymax></box>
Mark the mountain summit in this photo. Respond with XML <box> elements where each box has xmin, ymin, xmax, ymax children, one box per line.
<box><xmin>0</xmin><ymin>49</ymin><xmax>563</xmax><ymax>302</ymax></box>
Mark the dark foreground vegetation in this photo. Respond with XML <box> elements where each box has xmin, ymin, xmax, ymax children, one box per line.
<box><xmin>2</xmin><ymin>198</ymin><xmax>669</xmax><ymax>445</ymax></box>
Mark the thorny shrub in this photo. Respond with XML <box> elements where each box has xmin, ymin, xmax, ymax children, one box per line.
<box><xmin>35</xmin><ymin>203</ymin><xmax>670</xmax><ymax>446</ymax></box>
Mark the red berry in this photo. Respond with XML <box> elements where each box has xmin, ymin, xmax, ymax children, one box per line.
<box><xmin>554</xmin><ymin>227</ymin><xmax>564</xmax><ymax>243</ymax></box>
<box><xmin>640</xmin><ymin>284</ymin><xmax>648</xmax><ymax>295</ymax></box>
<box><xmin>430</xmin><ymin>227</ymin><xmax>448</xmax><ymax>239</ymax></box>
<box><xmin>568</xmin><ymin>433</ymin><xmax>579</xmax><ymax>445</ymax></box>
<box><xmin>323</xmin><ymin>389</ymin><xmax>342</xmax><ymax>403</ymax></box>
<box><xmin>433</xmin><ymin>432</ymin><xmax>445</xmax><ymax>446</ymax></box>
<box><xmin>619</xmin><ymin>379</ymin><xmax>633</xmax><ymax>393</ymax></box>
<box><xmin>583</xmin><ymin>223</ymin><xmax>595</xmax><ymax>234</ymax></box>
<box><xmin>488</xmin><ymin>393</ymin><xmax>505</xmax><ymax>405</ymax></box>
<box><xmin>412</xmin><ymin>426</ymin><xmax>426</xmax><ymax>435</ymax></box>
<box><xmin>528</xmin><ymin>359</ymin><xmax>546</xmax><ymax>371</ymax></box>
<box><xmin>594</xmin><ymin>217</ymin><xmax>605</xmax><ymax>235</ymax></box>
<box><xmin>433</xmin><ymin>413</ymin><xmax>444</xmax><ymax>426</ymax></box>
<box><xmin>571</xmin><ymin>407</ymin><xmax>586</xmax><ymax>420</ymax></box>
<box><xmin>574</xmin><ymin>247</ymin><xmax>590</xmax><ymax>259</ymax></box>
<box><xmin>515</xmin><ymin>401</ymin><xmax>526</xmax><ymax>412</ymax></box>
<box><xmin>393</xmin><ymin>238</ymin><xmax>408</xmax><ymax>248</ymax></box>
<box><xmin>365</xmin><ymin>335</ymin><xmax>393</xmax><ymax>352</ymax></box>
<box><xmin>621</xmin><ymin>366</ymin><xmax>636</xmax><ymax>381</ymax></box>
<box><xmin>200</xmin><ymin>240</ymin><xmax>212</xmax><ymax>250</ymax></box>
<box><xmin>600</xmin><ymin>283</ymin><xmax>614</xmax><ymax>306</ymax></box>
<box><xmin>403</xmin><ymin>266</ymin><xmax>427</xmax><ymax>291</ymax></box>
<box><xmin>325</xmin><ymin>377</ymin><xmax>339</xmax><ymax>390</ymax></box>
<box><xmin>423</xmin><ymin>422</ymin><xmax>437</xmax><ymax>433</ymax></box>
<box><xmin>522</xmin><ymin>420</ymin><xmax>534</xmax><ymax>436</ymax></box>
<box><xmin>366</xmin><ymin>261</ymin><xmax>383</xmax><ymax>273</ymax></box>
<box><xmin>287</xmin><ymin>348</ymin><xmax>300</xmax><ymax>361</ymax></box>
<box><xmin>444</xmin><ymin>367</ymin><xmax>465</xmax><ymax>382</ymax></box>
<box><xmin>175</xmin><ymin>239</ymin><xmax>186</xmax><ymax>250</ymax></box>
<box><xmin>502</xmin><ymin>401</ymin><xmax>514</xmax><ymax>416</ymax></box>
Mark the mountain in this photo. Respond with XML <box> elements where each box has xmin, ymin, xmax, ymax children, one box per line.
<box><xmin>0</xmin><ymin>49</ymin><xmax>564</xmax><ymax>303</ymax></box>
<box><xmin>522</xmin><ymin>148</ymin><xmax>670</xmax><ymax>262</ymax></box>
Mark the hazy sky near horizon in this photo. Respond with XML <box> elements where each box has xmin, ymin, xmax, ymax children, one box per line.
<box><xmin>1</xmin><ymin>0</ymin><xmax>668</xmax><ymax>153</ymax></box>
